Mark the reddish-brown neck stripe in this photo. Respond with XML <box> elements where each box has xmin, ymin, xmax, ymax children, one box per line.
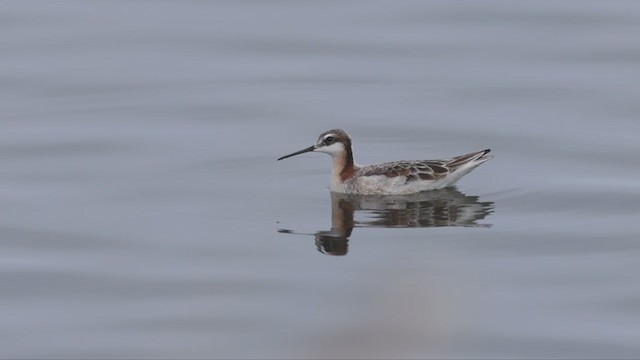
<box><xmin>338</xmin><ymin>144</ymin><xmax>355</xmax><ymax>182</ymax></box>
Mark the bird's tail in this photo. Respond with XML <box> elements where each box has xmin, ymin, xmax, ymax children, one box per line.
<box><xmin>447</xmin><ymin>149</ymin><xmax>493</xmax><ymax>170</ymax></box>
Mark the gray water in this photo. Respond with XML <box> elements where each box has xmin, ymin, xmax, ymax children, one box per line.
<box><xmin>2</xmin><ymin>1</ymin><xmax>640</xmax><ymax>358</ymax></box>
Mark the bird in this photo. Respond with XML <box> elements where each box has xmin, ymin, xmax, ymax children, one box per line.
<box><xmin>277</xmin><ymin>129</ymin><xmax>492</xmax><ymax>195</ymax></box>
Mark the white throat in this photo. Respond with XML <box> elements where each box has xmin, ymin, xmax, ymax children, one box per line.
<box><xmin>314</xmin><ymin>142</ymin><xmax>345</xmax><ymax>158</ymax></box>
<box><xmin>314</xmin><ymin>142</ymin><xmax>357</xmax><ymax>191</ymax></box>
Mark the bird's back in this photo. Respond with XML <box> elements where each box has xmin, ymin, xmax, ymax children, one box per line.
<box><xmin>337</xmin><ymin>149</ymin><xmax>492</xmax><ymax>195</ymax></box>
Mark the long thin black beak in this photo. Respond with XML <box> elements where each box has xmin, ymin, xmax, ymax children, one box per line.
<box><xmin>277</xmin><ymin>145</ymin><xmax>316</xmax><ymax>161</ymax></box>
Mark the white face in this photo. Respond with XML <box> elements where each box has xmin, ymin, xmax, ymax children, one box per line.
<box><xmin>313</xmin><ymin>134</ymin><xmax>345</xmax><ymax>157</ymax></box>
<box><xmin>314</xmin><ymin>141</ymin><xmax>344</xmax><ymax>157</ymax></box>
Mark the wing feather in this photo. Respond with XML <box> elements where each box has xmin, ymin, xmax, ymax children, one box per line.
<box><xmin>359</xmin><ymin>160</ymin><xmax>450</xmax><ymax>183</ymax></box>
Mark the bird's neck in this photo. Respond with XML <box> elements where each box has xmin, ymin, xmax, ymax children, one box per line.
<box><xmin>331</xmin><ymin>147</ymin><xmax>355</xmax><ymax>183</ymax></box>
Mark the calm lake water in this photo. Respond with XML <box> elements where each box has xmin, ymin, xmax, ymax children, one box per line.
<box><xmin>1</xmin><ymin>1</ymin><xmax>640</xmax><ymax>358</ymax></box>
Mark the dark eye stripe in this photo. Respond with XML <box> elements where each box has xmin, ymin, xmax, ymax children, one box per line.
<box><xmin>324</xmin><ymin>136</ymin><xmax>335</xmax><ymax>143</ymax></box>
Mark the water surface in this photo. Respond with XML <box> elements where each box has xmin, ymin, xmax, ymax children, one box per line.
<box><xmin>1</xmin><ymin>1</ymin><xmax>639</xmax><ymax>358</ymax></box>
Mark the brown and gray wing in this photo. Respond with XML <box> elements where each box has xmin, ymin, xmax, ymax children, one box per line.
<box><xmin>359</xmin><ymin>161</ymin><xmax>450</xmax><ymax>183</ymax></box>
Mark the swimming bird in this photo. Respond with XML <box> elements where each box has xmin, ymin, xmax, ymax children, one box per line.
<box><xmin>277</xmin><ymin>129</ymin><xmax>492</xmax><ymax>195</ymax></box>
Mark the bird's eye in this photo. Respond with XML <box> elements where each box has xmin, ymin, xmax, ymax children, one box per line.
<box><xmin>325</xmin><ymin>136</ymin><xmax>335</xmax><ymax>143</ymax></box>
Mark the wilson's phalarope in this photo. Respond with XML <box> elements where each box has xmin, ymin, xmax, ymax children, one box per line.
<box><xmin>277</xmin><ymin>129</ymin><xmax>493</xmax><ymax>195</ymax></box>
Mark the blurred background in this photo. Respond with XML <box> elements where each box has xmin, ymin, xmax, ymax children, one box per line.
<box><xmin>1</xmin><ymin>1</ymin><xmax>639</xmax><ymax>358</ymax></box>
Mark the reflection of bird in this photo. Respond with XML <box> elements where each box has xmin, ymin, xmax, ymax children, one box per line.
<box><xmin>311</xmin><ymin>188</ymin><xmax>494</xmax><ymax>256</ymax></box>
<box><xmin>277</xmin><ymin>129</ymin><xmax>492</xmax><ymax>195</ymax></box>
